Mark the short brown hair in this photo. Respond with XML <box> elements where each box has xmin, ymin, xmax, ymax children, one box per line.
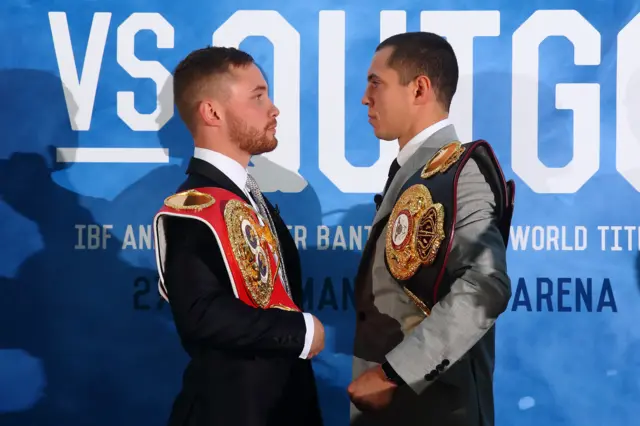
<box><xmin>173</xmin><ymin>46</ymin><xmax>254</xmax><ymax>130</ymax></box>
<box><xmin>376</xmin><ymin>32</ymin><xmax>458</xmax><ymax>111</ymax></box>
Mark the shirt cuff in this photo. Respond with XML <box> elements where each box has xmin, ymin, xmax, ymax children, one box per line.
<box><xmin>299</xmin><ymin>312</ymin><xmax>315</xmax><ymax>359</ymax></box>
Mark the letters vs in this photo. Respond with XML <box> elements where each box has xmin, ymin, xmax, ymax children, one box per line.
<box><xmin>49</xmin><ymin>10</ymin><xmax>640</xmax><ymax>194</ymax></box>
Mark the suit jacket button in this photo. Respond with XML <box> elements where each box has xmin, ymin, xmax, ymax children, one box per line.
<box><xmin>436</xmin><ymin>363</ymin><xmax>445</xmax><ymax>371</ymax></box>
<box><xmin>442</xmin><ymin>359</ymin><xmax>450</xmax><ymax>367</ymax></box>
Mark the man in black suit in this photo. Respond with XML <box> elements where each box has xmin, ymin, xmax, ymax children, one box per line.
<box><xmin>153</xmin><ymin>46</ymin><xmax>325</xmax><ymax>426</ymax></box>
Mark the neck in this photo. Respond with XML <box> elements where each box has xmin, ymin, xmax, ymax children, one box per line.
<box><xmin>194</xmin><ymin>134</ymin><xmax>251</xmax><ymax>168</ymax></box>
<box><xmin>397</xmin><ymin>110</ymin><xmax>448</xmax><ymax>150</ymax></box>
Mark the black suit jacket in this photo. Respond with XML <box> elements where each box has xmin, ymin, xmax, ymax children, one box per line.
<box><xmin>162</xmin><ymin>157</ymin><xmax>323</xmax><ymax>426</ymax></box>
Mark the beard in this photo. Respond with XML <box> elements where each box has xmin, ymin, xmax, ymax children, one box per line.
<box><xmin>227</xmin><ymin>111</ymin><xmax>278</xmax><ymax>155</ymax></box>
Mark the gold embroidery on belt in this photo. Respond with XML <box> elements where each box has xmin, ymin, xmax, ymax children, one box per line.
<box><xmin>224</xmin><ymin>200</ymin><xmax>279</xmax><ymax>308</ymax></box>
<box><xmin>404</xmin><ymin>287</ymin><xmax>431</xmax><ymax>317</ymax></box>
<box><xmin>385</xmin><ymin>184</ymin><xmax>445</xmax><ymax>281</ymax></box>
<box><xmin>270</xmin><ymin>304</ymin><xmax>297</xmax><ymax>311</ymax></box>
<box><xmin>421</xmin><ymin>141</ymin><xmax>465</xmax><ymax>179</ymax></box>
<box><xmin>164</xmin><ymin>189</ymin><xmax>215</xmax><ymax>211</ymax></box>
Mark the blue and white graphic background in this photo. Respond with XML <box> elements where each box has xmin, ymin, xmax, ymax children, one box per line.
<box><xmin>1</xmin><ymin>0</ymin><xmax>639</xmax><ymax>425</ymax></box>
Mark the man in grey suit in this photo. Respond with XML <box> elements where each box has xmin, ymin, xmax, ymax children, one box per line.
<box><xmin>347</xmin><ymin>32</ymin><xmax>515</xmax><ymax>426</ymax></box>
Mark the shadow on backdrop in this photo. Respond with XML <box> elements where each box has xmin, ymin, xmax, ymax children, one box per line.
<box><xmin>0</xmin><ymin>69</ymin><xmax>376</xmax><ymax>425</ymax></box>
<box><xmin>474</xmin><ymin>66</ymin><xmax>627</xmax><ymax>426</ymax></box>
<box><xmin>0</xmin><ymin>69</ymin><xmax>181</xmax><ymax>426</ymax></box>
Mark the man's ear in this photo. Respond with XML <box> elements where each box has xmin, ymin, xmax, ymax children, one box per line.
<box><xmin>413</xmin><ymin>75</ymin><xmax>433</xmax><ymax>105</ymax></box>
<box><xmin>199</xmin><ymin>99</ymin><xmax>223</xmax><ymax>127</ymax></box>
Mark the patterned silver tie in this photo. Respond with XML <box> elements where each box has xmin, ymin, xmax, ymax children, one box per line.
<box><xmin>245</xmin><ymin>174</ymin><xmax>292</xmax><ymax>297</ymax></box>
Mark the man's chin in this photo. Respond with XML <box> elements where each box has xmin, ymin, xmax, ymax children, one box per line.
<box><xmin>374</xmin><ymin>131</ymin><xmax>396</xmax><ymax>142</ymax></box>
<box><xmin>250</xmin><ymin>138</ymin><xmax>278</xmax><ymax>156</ymax></box>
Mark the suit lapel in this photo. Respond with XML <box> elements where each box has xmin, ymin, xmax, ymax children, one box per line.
<box><xmin>371</xmin><ymin>124</ymin><xmax>459</xmax><ymax>227</ymax></box>
<box><xmin>186</xmin><ymin>156</ymin><xmax>286</xmax><ymax>227</ymax></box>
<box><xmin>355</xmin><ymin>124</ymin><xmax>459</xmax><ymax>291</ymax></box>
<box><xmin>185</xmin><ymin>157</ymin><xmax>251</xmax><ymax>204</ymax></box>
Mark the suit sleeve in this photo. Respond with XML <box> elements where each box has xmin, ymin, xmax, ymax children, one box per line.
<box><xmin>163</xmin><ymin>216</ymin><xmax>310</xmax><ymax>357</ymax></box>
<box><xmin>384</xmin><ymin>158</ymin><xmax>512</xmax><ymax>394</ymax></box>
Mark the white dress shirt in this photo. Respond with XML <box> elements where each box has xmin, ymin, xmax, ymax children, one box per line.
<box><xmin>193</xmin><ymin>147</ymin><xmax>315</xmax><ymax>359</ymax></box>
<box><xmin>396</xmin><ymin>118</ymin><xmax>451</xmax><ymax>166</ymax></box>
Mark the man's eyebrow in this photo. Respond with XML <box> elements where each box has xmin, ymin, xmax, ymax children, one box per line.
<box><xmin>367</xmin><ymin>73</ymin><xmax>380</xmax><ymax>81</ymax></box>
<box><xmin>252</xmin><ymin>84</ymin><xmax>268</xmax><ymax>92</ymax></box>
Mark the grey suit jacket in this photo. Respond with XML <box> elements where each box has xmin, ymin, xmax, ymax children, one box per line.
<box><xmin>350</xmin><ymin>124</ymin><xmax>511</xmax><ymax>426</ymax></box>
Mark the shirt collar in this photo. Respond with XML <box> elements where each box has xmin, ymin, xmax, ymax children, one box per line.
<box><xmin>396</xmin><ymin>118</ymin><xmax>451</xmax><ymax>166</ymax></box>
<box><xmin>193</xmin><ymin>147</ymin><xmax>248</xmax><ymax>190</ymax></box>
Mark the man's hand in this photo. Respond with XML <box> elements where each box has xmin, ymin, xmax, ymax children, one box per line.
<box><xmin>307</xmin><ymin>315</ymin><xmax>325</xmax><ymax>359</ymax></box>
<box><xmin>347</xmin><ymin>365</ymin><xmax>397</xmax><ymax>411</ymax></box>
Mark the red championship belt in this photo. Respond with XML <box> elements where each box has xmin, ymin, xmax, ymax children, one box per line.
<box><xmin>153</xmin><ymin>187</ymin><xmax>300</xmax><ymax>312</ymax></box>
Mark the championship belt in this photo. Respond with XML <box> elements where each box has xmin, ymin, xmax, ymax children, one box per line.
<box><xmin>384</xmin><ymin>140</ymin><xmax>515</xmax><ymax>317</ymax></box>
<box><xmin>153</xmin><ymin>187</ymin><xmax>300</xmax><ymax>312</ymax></box>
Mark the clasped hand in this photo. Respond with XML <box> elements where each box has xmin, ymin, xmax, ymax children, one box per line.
<box><xmin>304</xmin><ymin>317</ymin><xmax>396</xmax><ymax>410</ymax></box>
<box><xmin>347</xmin><ymin>365</ymin><xmax>397</xmax><ymax>411</ymax></box>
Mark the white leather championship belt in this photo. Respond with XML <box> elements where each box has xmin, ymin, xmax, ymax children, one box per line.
<box><xmin>153</xmin><ymin>187</ymin><xmax>300</xmax><ymax>312</ymax></box>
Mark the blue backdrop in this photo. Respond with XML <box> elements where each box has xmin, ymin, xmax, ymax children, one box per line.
<box><xmin>1</xmin><ymin>1</ymin><xmax>639</xmax><ymax>425</ymax></box>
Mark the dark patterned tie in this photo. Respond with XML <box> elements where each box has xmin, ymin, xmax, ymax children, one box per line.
<box><xmin>245</xmin><ymin>174</ymin><xmax>292</xmax><ymax>297</ymax></box>
<box><xmin>383</xmin><ymin>158</ymin><xmax>401</xmax><ymax>195</ymax></box>
<box><xmin>375</xmin><ymin>159</ymin><xmax>401</xmax><ymax>211</ymax></box>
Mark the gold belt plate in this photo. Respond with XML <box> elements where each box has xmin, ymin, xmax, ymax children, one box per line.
<box><xmin>224</xmin><ymin>200</ymin><xmax>279</xmax><ymax>308</ymax></box>
<box><xmin>385</xmin><ymin>184</ymin><xmax>446</xmax><ymax>281</ymax></box>
<box><xmin>421</xmin><ymin>141</ymin><xmax>465</xmax><ymax>179</ymax></box>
